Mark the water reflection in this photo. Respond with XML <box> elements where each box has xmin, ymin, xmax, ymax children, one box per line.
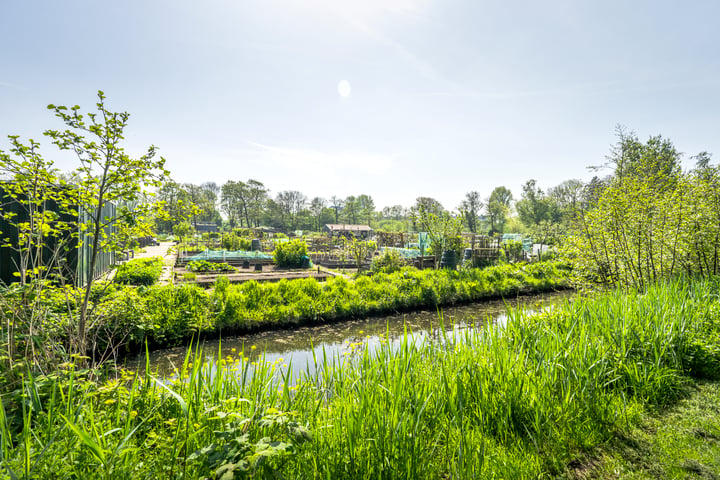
<box><xmin>131</xmin><ymin>291</ymin><xmax>571</xmax><ymax>379</ymax></box>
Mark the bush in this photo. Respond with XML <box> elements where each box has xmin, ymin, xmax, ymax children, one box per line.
<box><xmin>92</xmin><ymin>286</ymin><xmax>151</xmax><ymax>354</ymax></box>
<box><xmin>274</xmin><ymin>239</ymin><xmax>308</xmax><ymax>268</ymax></box>
<box><xmin>114</xmin><ymin>257</ymin><xmax>163</xmax><ymax>286</ymax></box>
<box><xmin>144</xmin><ymin>284</ymin><xmax>211</xmax><ymax>345</ymax></box>
<box><xmin>371</xmin><ymin>249</ymin><xmax>405</xmax><ymax>274</ymax></box>
<box><xmin>501</xmin><ymin>239</ymin><xmax>525</xmax><ymax>263</ymax></box>
<box><xmin>221</xmin><ymin>233</ymin><xmax>252</xmax><ymax>251</ymax></box>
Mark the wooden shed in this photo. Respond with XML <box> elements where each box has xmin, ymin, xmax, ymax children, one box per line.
<box><xmin>323</xmin><ymin>224</ymin><xmax>373</xmax><ymax>239</ymax></box>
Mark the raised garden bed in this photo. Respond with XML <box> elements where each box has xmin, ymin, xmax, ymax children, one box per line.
<box><xmin>174</xmin><ymin>263</ymin><xmax>336</xmax><ymax>286</ymax></box>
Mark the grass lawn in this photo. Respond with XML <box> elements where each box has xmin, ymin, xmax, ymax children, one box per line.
<box><xmin>569</xmin><ymin>380</ymin><xmax>720</xmax><ymax>479</ymax></box>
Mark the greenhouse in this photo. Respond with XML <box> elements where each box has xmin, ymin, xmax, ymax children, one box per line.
<box><xmin>181</xmin><ymin>249</ymin><xmax>273</xmax><ymax>263</ymax></box>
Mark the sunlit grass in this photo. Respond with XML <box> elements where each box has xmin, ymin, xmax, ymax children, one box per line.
<box><xmin>2</xmin><ymin>277</ymin><xmax>719</xmax><ymax>479</ymax></box>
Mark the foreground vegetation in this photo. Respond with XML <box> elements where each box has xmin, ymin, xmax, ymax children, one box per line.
<box><xmin>2</xmin><ymin>278</ymin><xmax>719</xmax><ymax>479</ymax></box>
<box><xmin>3</xmin><ymin>93</ymin><xmax>720</xmax><ymax>479</ymax></box>
<box><xmin>1</xmin><ymin>261</ymin><xmax>568</xmax><ymax>367</ymax></box>
<box><xmin>570</xmin><ymin>380</ymin><xmax>720</xmax><ymax>479</ymax></box>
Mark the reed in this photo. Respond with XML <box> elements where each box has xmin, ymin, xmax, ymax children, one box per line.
<box><xmin>2</xmin><ymin>277</ymin><xmax>719</xmax><ymax>479</ymax></box>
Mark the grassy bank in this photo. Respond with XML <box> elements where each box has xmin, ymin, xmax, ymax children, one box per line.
<box><xmin>2</xmin><ymin>277</ymin><xmax>720</xmax><ymax>479</ymax></box>
<box><xmin>568</xmin><ymin>380</ymin><xmax>720</xmax><ymax>479</ymax></box>
<box><xmin>14</xmin><ymin>261</ymin><xmax>570</xmax><ymax>352</ymax></box>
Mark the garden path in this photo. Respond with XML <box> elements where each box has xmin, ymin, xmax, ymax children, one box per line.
<box><xmin>133</xmin><ymin>241</ymin><xmax>177</xmax><ymax>285</ymax></box>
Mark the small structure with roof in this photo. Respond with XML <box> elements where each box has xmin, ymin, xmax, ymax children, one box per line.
<box><xmin>323</xmin><ymin>224</ymin><xmax>373</xmax><ymax>239</ymax></box>
<box><xmin>195</xmin><ymin>222</ymin><xmax>219</xmax><ymax>233</ymax></box>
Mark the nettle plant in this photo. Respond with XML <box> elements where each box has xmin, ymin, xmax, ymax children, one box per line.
<box><xmin>189</xmin><ymin>408</ymin><xmax>312</xmax><ymax>479</ymax></box>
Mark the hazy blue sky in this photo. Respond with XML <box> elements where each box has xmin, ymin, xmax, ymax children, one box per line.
<box><xmin>2</xmin><ymin>0</ymin><xmax>718</xmax><ymax>209</ymax></box>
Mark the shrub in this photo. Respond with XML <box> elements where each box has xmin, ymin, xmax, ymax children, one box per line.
<box><xmin>274</xmin><ymin>239</ymin><xmax>308</xmax><ymax>268</ymax></box>
<box><xmin>144</xmin><ymin>284</ymin><xmax>211</xmax><ymax>345</ymax></box>
<box><xmin>114</xmin><ymin>257</ymin><xmax>163</xmax><ymax>286</ymax></box>
<box><xmin>501</xmin><ymin>239</ymin><xmax>525</xmax><ymax>263</ymax></box>
<box><xmin>221</xmin><ymin>233</ymin><xmax>252</xmax><ymax>251</ymax></box>
<box><xmin>371</xmin><ymin>249</ymin><xmax>405</xmax><ymax>274</ymax></box>
<box><xmin>92</xmin><ymin>286</ymin><xmax>151</xmax><ymax>354</ymax></box>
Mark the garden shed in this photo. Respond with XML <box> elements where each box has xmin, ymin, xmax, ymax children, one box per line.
<box><xmin>195</xmin><ymin>222</ymin><xmax>219</xmax><ymax>233</ymax></box>
<box><xmin>0</xmin><ymin>184</ymin><xmax>116</xmax><ymax>286</ymax></box>
<box><xmin>323</xmin><ymin>224</ymin><xmax>373</xmax><ymax>239</ymax></box>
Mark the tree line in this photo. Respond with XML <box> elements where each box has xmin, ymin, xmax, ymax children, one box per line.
<box><xmin>153</xmin><ymin>173</ymin><xmax>597</xmax><ymax>238</ymax></box>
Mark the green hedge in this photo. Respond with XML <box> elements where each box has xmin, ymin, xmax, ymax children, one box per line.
<box><xmin>114</xmin><ymin>257</ymin><xmax>163</xmax><ymax>286</ymax></box>
<box><xmin>273</xmin><ymin>239</ymin><xmax>308</xmax><ymax>268</ymax></box>
<box><xmin>104</xmin><ymin>261</ymin><xmax>570</xmax><ymax>348</ymax></box>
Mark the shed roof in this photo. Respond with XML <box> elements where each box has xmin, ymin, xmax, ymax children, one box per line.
<box><xmin>324</xmin><ymin>224</ymin><xmax>373</xmax><ymax>232</ymax></box>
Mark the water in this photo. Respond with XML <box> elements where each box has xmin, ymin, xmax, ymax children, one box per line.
<box><xmin>134</xmin><ymin>290</ymin><xmax>573</xmax><ymax>379</ymax></box>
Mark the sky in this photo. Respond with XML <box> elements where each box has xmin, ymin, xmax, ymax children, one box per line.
<box><xmin>1</xmin><ymin>0</ymin><xmax>719</xmax><ymax>211</ymax></box>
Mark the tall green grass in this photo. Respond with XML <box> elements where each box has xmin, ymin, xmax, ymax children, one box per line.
<box><xmin>0</xmin><ymin>261</ymin><xmax>569</xmax><ymax>361</ymax></box>
<box><xmin>141</xmin><ymin>261</ymin><xmax>570</xmax><ymax>348</ymax></box>
<box><xmin>3</xmin><ymin>278</ymin><xmax>719</xmax><ymax>479</ymax></box>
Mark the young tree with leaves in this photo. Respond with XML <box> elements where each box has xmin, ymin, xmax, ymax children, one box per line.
<box><xmin>564</xmin><ymin>131</ymin><xmax>719</xmax><ymax>288</ymax></box>
<box><xmin>45</xmin><ymin>91</ymin><xmax>169</xmax><ymax>355</ymax></box>
<box><xmin>412</xmin><ymin>204</ymin><xmax>463</xmax><ymax>266</ymax></box>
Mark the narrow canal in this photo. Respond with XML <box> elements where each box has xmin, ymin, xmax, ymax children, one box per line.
<box><xmin>134</xmin><ymin>290</ymin><xmax>573</xmax><ymax>379</ymax></box>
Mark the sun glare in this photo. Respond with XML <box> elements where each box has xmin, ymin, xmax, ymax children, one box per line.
<box><xmin>337</xmin><ymin>80</ymin><xmax>352</xmax><ymax>97</ymax></box>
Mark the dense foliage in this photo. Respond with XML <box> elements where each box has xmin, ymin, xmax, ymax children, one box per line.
<box><xmin>273</xmin><ymin>239</ymin><xmax>308</xmax><ymax>268</ymax></box>
<box><xmin>113</xmin><ymin>257</ymin><xmax>163</xmax><ymax>286</ymax></box>
<box><xmin>0</xmin><ymin>261</ymin><xmax>569</xmax><ymax>367</ymax></box>
<box><xmin>370</xmin><ymin>248</ymin><xmax>406</xmax><ymax>274</ymax></box>
<box><xmin>220</xmin><ymin>232</ymin><xmax>252</xmax><ymax>251</ymax></box>
<box><xmin>3</xmin><ymin>278</ymin><xmax>719</xmax><ymax>478</ymax></box>
<box><xmin>563</xmin><ymin>139</ymin><xmax>720</xmax><ymax>289</ymax></box>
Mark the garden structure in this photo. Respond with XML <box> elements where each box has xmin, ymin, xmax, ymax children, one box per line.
<box><xmin>0</xmin><ymin>184</ymin><xmax>116</xmax><ymax>286</ymax></box>
<box><xmin>194</xmin><ymin>222</ymin><xmax>220</xmax><ymax>233</ymax></box>
<box><xmin>323</xmin><ymin>223</ymin><xmax>373</xmax><ymax>239</ymax></box>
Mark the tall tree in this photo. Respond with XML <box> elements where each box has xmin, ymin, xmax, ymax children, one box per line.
<box><xmin>309</xmin><ymin>197</ymin><xmax>326</xmax><ymax>231</ymax></box>
<box><xmin>220</xmin><ymin>180</ymin><xmax>247</xmax><ymax>228</ymax></box>
<box><xmin>413</xmin><ymin>197</ymin><xmax>444</xmax><ymax>216</ymax></box>
<box><xmin>582</xmin><ymin>176</ymin><xmax>608</xmax><ymax>210</ymax></box>
<box><xmin>343</xmin><ymin>195</ymin><xmax>359</xmax><ymax>224</ymax></box>
<box><xmin>603</xmin><ymin>125</ymin><xmax>681</xmax><ymax>182</ymax></box>
<box><xmin>155</xmin><ymin>181</ymin><xmax>193</xmax><ymax>233</ymax></box>
<box><xmin>245</xmin><ymin>179</ymin><xmax>268</xmax><ymax>227</ymax></box>
<box><xmin>458</xmin><ymin>191</ymin><xmax>483</xmax><ymax>233</ymax></box>
<box><xmin>381</xmin><ymin>205</ymin><xmax>406</xmax><ymax>220</ymax></box>
<box><xmin>329</xmin><ymin>196</ymin><xmax>344</xmax><ymax>223</ymax></box>
<box><xmin>485</xmin><ymin>187</ymin><xmax>512</xmax><ymax>234</ymax></box>
<box><xmin>356</xmin><ymin>194</ymin><xmax>375</xmax><ymax>225</ymax></box>
<box><xmin>515</xmin><ymin>179</ymin><xmax>559</xmax><ymax>227</ymax></box>
<box><xmin>276</xmin><ymin>190</ymin><xmax>307</xmax><ymax>231</ymax></box>
<box><xmin>184</xmin><ymin>182</ymin><xmax>220</xmax><ymax>226</ymax></box>
<box><xmin>548</xmin><ymin>179</ymin><xmax>585</xmax><ymax>222</ymax></box>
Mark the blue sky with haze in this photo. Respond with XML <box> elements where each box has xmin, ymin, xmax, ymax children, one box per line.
<box><xmin>1</xmin><ymin>0</ymin><xmax>718</xmax><ymax>210</ymax></box>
